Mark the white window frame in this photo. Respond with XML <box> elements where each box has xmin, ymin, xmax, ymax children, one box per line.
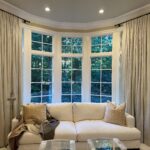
<box><xmin>61</xmin><ymin>36</ymin><xmax>83</xmax><ymax>102</ymax></box>
<box><xmin>90</xmin><ymin>34</ymin><xmax>113</xmax><ymax>102</ymax></box>
<box><xmin>22</xmin><ymin>24</ymin><xmax>122</xmax><ymax>104</ymax></box>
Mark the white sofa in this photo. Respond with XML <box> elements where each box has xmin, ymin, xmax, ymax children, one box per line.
<box><xmin>9</xmin><ymin>103</ymin><xmax>141</xmax><ymax>150</ymax></box>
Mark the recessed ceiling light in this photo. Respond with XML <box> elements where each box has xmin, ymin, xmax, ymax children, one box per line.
<box><xmin>45</xmin><ymin>7</ymin><xmax>50</xmax><ymax>12</ymax></box>
<box><xmin>99</xmin><ymin>9</ymin><xmax>104</xmax><ymax>14</ymax></box>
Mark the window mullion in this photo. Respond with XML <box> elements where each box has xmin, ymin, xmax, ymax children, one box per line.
<box><xmin>82</xmin><ymin>35</ymin><xmax>91</xmax><ymax>102</ymax></box>
<box><xmin>52</xmin><ymin>35</ymin><xmax>62</xmax><ymax>103</ymax></box>
<box><xmin>71</xmin><ymin>58</ymin><xmax>73</xmax><ymax>102</ymax></box>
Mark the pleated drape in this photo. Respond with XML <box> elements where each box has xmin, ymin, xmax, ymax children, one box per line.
<box><xmin>0</xmin><ymin>10</ymin><xmax>22</xmax><ymax>147</ymax></box>
<box><xmin>122</xmin><ymin>14</ymin><xmax>150</xmax><ymax>146</ymax></box>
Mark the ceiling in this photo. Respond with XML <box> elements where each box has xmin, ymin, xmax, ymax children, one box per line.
<box><xmin>3</xmin><ymin>0</ymin><xmax>150</xmax><ymax>23</ymax></box>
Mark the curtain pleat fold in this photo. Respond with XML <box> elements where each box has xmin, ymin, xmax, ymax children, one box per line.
<box><xmin>122</xmin><ymin>14</ymin><xmax>150</xmax><ymax>146</ymax></box>
<box><xmin>0</xmin><ymin>10</ymin><xmax>22</xmax><ymax>147</ymax></box>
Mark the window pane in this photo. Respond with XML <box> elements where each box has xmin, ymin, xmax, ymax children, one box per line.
<box><xmin>91</xmin><ymin>83</ymin><xmax>100</xmax><ymax>95</ymax></box>
<box><xmin>62</xmin><ymin>57</ymin><xmax>82</xmax><ymax>102</ymax></box>
<box><xmin>62</xmin><ymin>70</ymin><xmax>71</xmax><ymax>81</ymax></box>
<box><xmin>43</xmin><ymin>70</ymin><xmax>52</xmax><ymax>82</ymax></box>
<box><xmin>72</xmin><ymin>70</ymin><xmax>82</xmax><ymax>82</ymax></box>
<box><xmin>43</xmin><ymin>35</ymin><xmax>52</xmax><ymax>44</ymax></box>
<box><xmin>92</xmin><ymin>37</ymin><xmax>101</xmax><ymax>45</ymax></box>
<box><xmin>31</xmin><ymin>97</ymin><xmax>41</xmax><ymax>103</ymax></box>
<box><xmin>91</xmin><ymin>70</ymin><xmax>100</xmax><ymax>82</ymax></box>
<box><xmin>72</xmin><ymin>38</ymin><xmax>82</xmax><ymax>46</ymax></box>
<box><xmin>32</xmin><ymin>32</ymin><xmax>53</xmax><ymax>53</ymax></box>
<box><xmin>72</xmin><ymin>58</ymin><xmax>82</xmax><ymax>69</ymax></box>
<box><xmin>62</xmin><ymin>37</ymin><xmax>72</xmax><ymax>45</ymax></box>
<box><xmin>102</xmin><ymin>70</ymin><xmax>112</xmax><ymax>82</ymax></box>
<box><xmin>62</xmin><ymin>46</ymin><xmax>72</xmax><ymax>53</ymax></box>
<box><xmin>91</xmin><ymin>57</ymin><xmax>112</xmax><ymax>102</ymax></box>
<box><xmin>101</xmin><ymin>96</ymin><xmax>111</xmax><ymax>103</ymax></box>
<box><xmin>43</xmin><ymin>57</ymin><xmax>52</xmax><ymax>69</ymax></box>
<box><xmin>101</xmin><ymin>83</ymin><xmax>111</xmax><ymax>95</ymax></box>
<box><xmin>31</xmin><ymin>83</ymin><xmax>41</xmax><ymax>96</ymax></box>
<box><xmin>42</xmin><ymin>96</ymin><xmax>52</xmax><ymax>103</ymax></box>
<box><xmin>62</xmin><ymin>95</ymin><xmax>71</xmax><ymax>102</ymax></box>
<box><xmin>32</xmin><ymin>42</ymin><xmax>42</xmax><ymax>51</ymax></box>
<box><xmin>72</xmin><ymin>83</ymin><xmax>81</xmax><ymax>94</ymax></box>
<box><xmin>91</xmin><ymin>96</ymin><xmax>100</xmax><ymax>103</ymax></box>
<box><xmin>72</xmin><ymin>46</ymin><xmax>82</xmax><ymax>53</ymax></box>
<box><xmin>31</xmin><ymin>69</ymin><xmax>41</xmax><ymax>82</ymax></box>
<box><xmin>31</xmin><ymin>55</ymin><xmax>42</xmax><ymax>68</ymax></box>
<box><xmin>42</xmin><ymin>83</ymin><xmax>52</xmax><ymax>95</ymax></box>
<box><xmin>91</xmin><ymin>57</ymin><xmax>101</xmax><ymax>69</ymax></box>
<box><xmin>72</xmin><ymin>95</ymin><xmax>81</xmax><ymax>102</ymax></box>
<box><xmin>102</xmin><ymin>44</ymin><xmax>112</xmax><ymax>52</ymax></box>
<box><xmin>91</xmin><ymin>45</ymin><xmax>101</xmax><ymax>53</ymax></box>
<box><xmin>102</xmin><ymin>34</ymin><xmax>112</xmax><ymax>44</ymax></box>
<box><xmin>32</xmin><ymin>33</ymin><xmax>42</xmax><ymax>42</ymax></box>
<box><xmin>92</xmin><ymin>35</ymin><xmax>112</xmax><ymax>53</ymax></box>
<box><xmin>62</xmin><ymin>83</ymin><xmax>71</xmax><ymax>94</ymax></box>
<box><xmin>62</xmin><ymin>58</ymin><xmax>72</xmax><ymax>69</ymax></box>
<box><xmin>102</xmin><ymin>56</ymin><xmax>112</xmax><ymax>69</ymax></box>
<box><xmin>62</xmin><ymin>37</ymin><xmax>82</xmax><ymax>53</ymax></box>
<box><xmin>43</xmin><ymin>44</ymin><xmax>52</xmax><ymax>52</ymax></box>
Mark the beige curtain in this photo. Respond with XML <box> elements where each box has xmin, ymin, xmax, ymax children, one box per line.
<box><xmin>0</xmin><ymin>10</ymin><xmax>22</xmax><ymax>147</ymax></box>
<box><xmin>122</xmin><ymin>14</ymin><xmax>150</xmax><ymax>146</ymax></box>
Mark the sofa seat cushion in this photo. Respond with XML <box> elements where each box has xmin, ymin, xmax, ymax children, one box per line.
<box><xmin>75</xmin><ymin>120</ymin><xmax>141</xmax><ymax>142</ymax></box>
<box><xmin>54</xmin><ymin>121</ymin><xmax>76</xmax><ymax>140</ymax></box>
<box><xmin>19</xmin><ymin>132</ymin><xmax>42</xmax><ymax>144</ymax></box>
<box><xmin>19</xmin><ymin>121</ymin><xmax>76</xmax><ymax>144</ymax></box>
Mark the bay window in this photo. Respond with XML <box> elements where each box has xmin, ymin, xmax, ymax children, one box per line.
<box><xmin>23</xmin><ymin>27</ymin><xmax>120</xmax><ymax>104</ymax></box>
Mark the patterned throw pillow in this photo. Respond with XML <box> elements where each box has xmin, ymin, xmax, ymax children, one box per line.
<box><xmin>23</xmin><ymin>104</ymin><xmax>46</xmax><ymax>124</ymax></box>
<box><xmin>104</xmin><ymin>102</ymin><xmax>126</xmax><ymax>126</ymax></box>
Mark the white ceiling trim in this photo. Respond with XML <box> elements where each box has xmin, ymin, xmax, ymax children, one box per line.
<box><xmin>0</xmin><ymin>0</ymin><xmax>150</xmax><ymax>30</ymax></box>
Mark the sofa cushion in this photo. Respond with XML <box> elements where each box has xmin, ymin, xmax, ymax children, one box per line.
<box><xmin>19</xmin><ymin>132</ymin><xmax>42</xmax><ymax>144</ymax></box>
<box><xmin>54</xmin><ymin>121</ymin><xmax>76</xmax><ymax>140</ymax></box>
<box><xmin>47</xmin><ymin>103</ymin><xmax>73</xmax><ymax>121</ymax></box>
<box><xmin>104</xmin><ymin>102</ymin><xmax>126</xmax><ymax>126</ymax></box>
<box><xmin>19</xmin><ymin>121</ymin><xmax>76</xmax><ymax>144</ymax></box>
<box><xmin>75</xmin><ymin>120</ymin><xmax>141</xmax><ymax>142</ymax></box>
<box><xmin>73</xmin><ymin>103</ymin><xmax>106</xmax><ymax>122</ymax></box>
<box><xmin>23</xmin><ymin>104</ymin><xmax>46</xmax><ymax>124</ymax></box>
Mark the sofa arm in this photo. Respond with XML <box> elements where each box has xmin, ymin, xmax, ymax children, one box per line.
<box><xmin>125</xmin><ymin>113</ymin><xmax>135</xmax><ymax>127</ymax></box>
<box><xmin>11</xmin><ymin>118</ymin><xmax>19</xmax><ymax>130</ymax></box>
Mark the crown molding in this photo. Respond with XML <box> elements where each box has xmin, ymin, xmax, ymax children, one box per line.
<box><xmin>0</xmin><ymin>0</ymin><xmax>150</xmax><ymax>30</ymax></box>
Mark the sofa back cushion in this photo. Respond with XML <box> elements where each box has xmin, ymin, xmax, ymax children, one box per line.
<box><xmin>47</xmin><ymin>103</ymin><xmax>73</xmax><ymax>121</ymax></box>
<box><xmin>104</xmin><ymin>102</ymin><xmax>126</xmax><ymax>126</ymax></box>
<box><xmin>23</xmin><ymin>104</ymin><xmax>46</xmax><ymax>124</ymax></box>
<box><xmin>73</xmin><ymin>103</ymin><xmax>106</xmax><ymax>122</ymax></box>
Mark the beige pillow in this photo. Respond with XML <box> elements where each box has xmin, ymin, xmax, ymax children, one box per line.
<box><xmin>104</xmin><ymin>102</ymin><xmax>126</xmax><ymax>126</ymax></box>
<box><xmin>23</xmin><ymin>104</ymin><xmax>46</xmax><ymax>124</ymax></box>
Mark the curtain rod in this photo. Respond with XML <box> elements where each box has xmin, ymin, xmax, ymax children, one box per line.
<box><xmin>115</xmin><ymin>12</ymin><xmax>150</xmax><ymax>27</ymax></box>
<box><xmin>0</xmin><ymin>8</ymin><xmax>30</xmax><ymax>23</ymax></box>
